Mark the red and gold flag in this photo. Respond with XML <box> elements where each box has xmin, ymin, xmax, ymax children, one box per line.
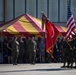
<box><xmin>42</xmin><ymin>12</ymin><xmax>60</xmax><ymax>58</ymax></box>
<box><xmin>45</xmin><ymin>21</ymin><xmax>59</xmax><ymax>58</ymax></box>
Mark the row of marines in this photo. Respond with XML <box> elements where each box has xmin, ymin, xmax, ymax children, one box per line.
<box><xmin>61</xmin><ymin>35</ymin><xmax>76</xmax><ymax>69</ymax></box>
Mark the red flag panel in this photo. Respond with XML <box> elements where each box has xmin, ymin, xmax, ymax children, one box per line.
<box><xmin>45</xmin><ymin>21</ymin><xmax>59</xmax><ymax>58</ymax></box>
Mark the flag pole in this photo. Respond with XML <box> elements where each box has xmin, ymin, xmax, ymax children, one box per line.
<box><xmin>41</xmin><ymin>11</ymin><xmax>54</xmax><ymax>58</ymax></box>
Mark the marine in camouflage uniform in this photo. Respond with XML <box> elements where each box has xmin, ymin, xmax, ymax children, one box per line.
<box><xmin>61</xmin><ymin>37</ymin><xmax>69</xmax><ymax>68</ymax></box>
<box><xmin>73</xmin><ymin>35</ymin><xmax>76</xmax><ymax>68</ymax></box>
<box><xmin>67</xmin><ymin>35</ymin><xmax>75</xmax><ymax>68</ymax></box>
<box><xmin>12</xmin><ymin>37</ymin><xmax>19</xmax><ymax>65</ymax></box>
<box><xmin>29</xmin><ymin>36</ymin><xmax>37</xmax><ymax>64</ymax></box>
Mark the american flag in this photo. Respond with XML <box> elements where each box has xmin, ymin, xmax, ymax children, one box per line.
<box><xmin>66</xmin><ymin>0</ymin><xmax>76</xmax><ymax>39</ymax></box>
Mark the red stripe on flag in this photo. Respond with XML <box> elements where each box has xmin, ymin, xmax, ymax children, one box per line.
<box><xmin>67</xmin><ymin>17</ymin><xmax>73</xmax><ymax>27</ymax></box>
<box><xmin>66</xmin><ymin>22</ymin><xmax>75</xmax><ymax>38</ymax></box>
<box><xmin>66</xmin><ymin>1</ymin><xmax>76</xmax><ymax>39</ymax></box>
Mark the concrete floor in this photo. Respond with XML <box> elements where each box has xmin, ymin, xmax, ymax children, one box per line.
<box><xmin>0</xmin><ymin>63</ymin><xmax>76</xmax><ymax>75</ymax></box>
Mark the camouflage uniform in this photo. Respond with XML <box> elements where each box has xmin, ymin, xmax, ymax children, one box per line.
<box><xmin>12</xmin><ymin>37</ymin><xmax>19</xmax><ymax>65</ymax></box>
